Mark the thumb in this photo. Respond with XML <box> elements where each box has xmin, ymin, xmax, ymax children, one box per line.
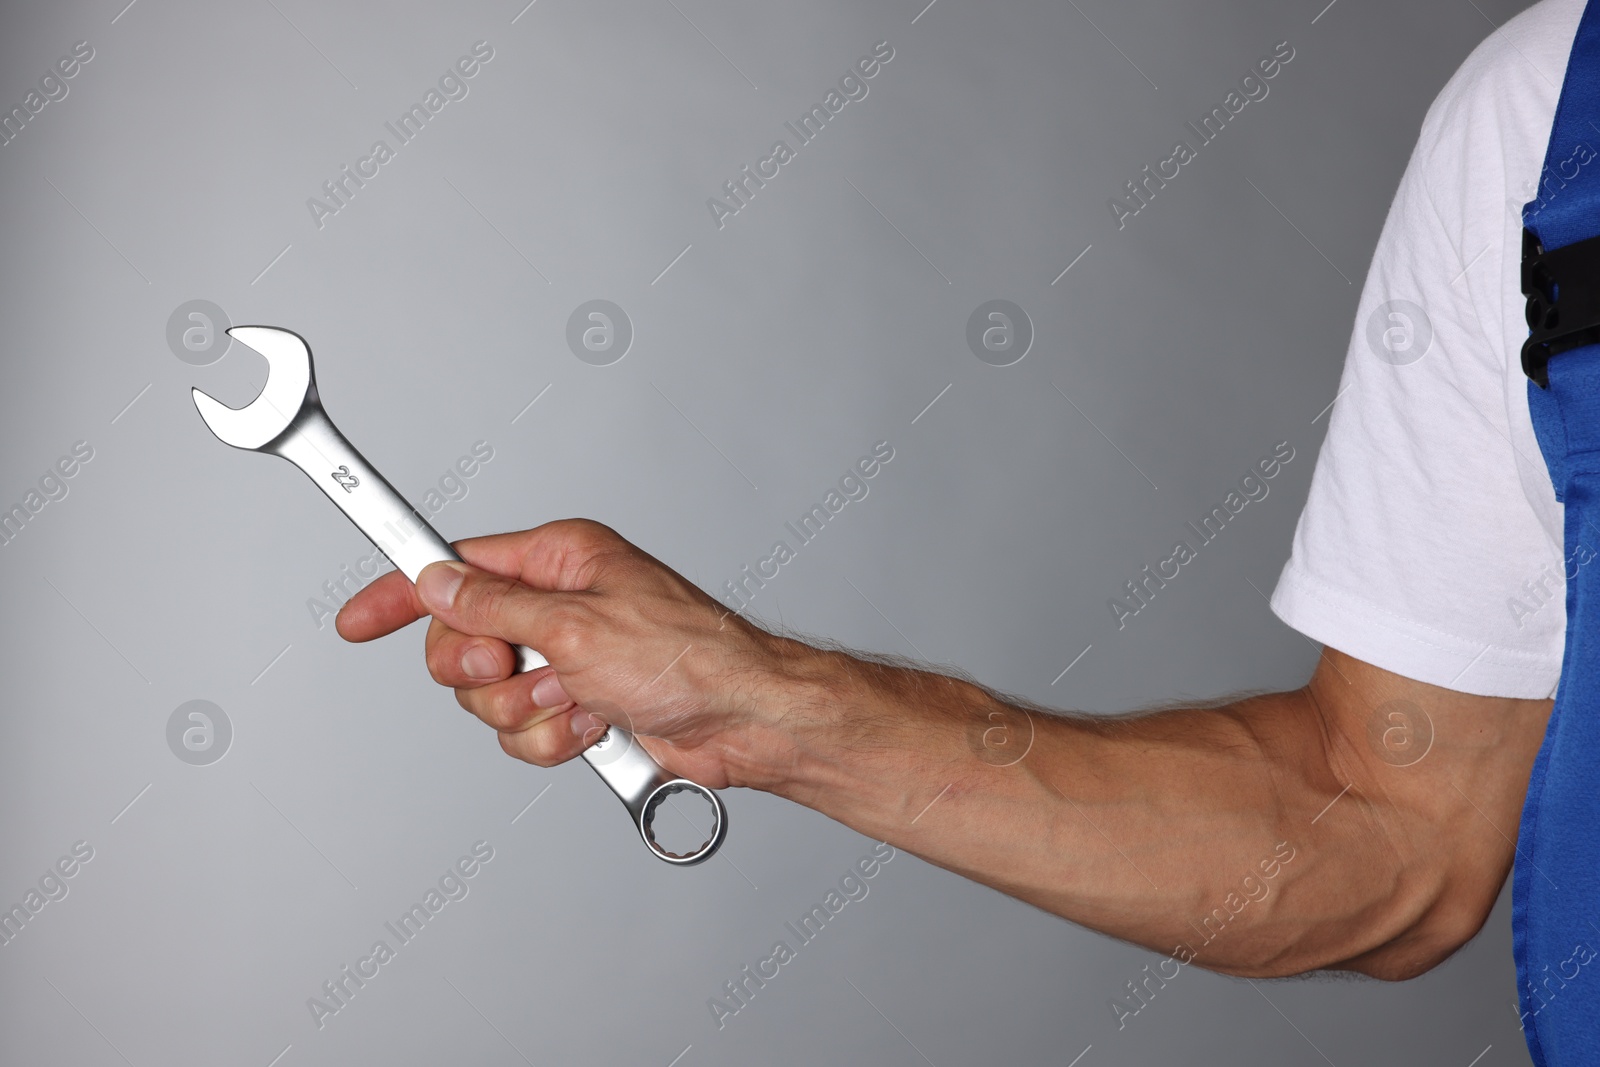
<box><xmin>415</xmin><ymin>560</ymin><xmax>552</xmax><ymax>648</ymax></box>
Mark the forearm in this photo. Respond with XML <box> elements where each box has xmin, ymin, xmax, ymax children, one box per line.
<box><xmin>721</xmin><ymin>643</ymin><xmax>1527</xmax><ymax>979</ymax></box>
<box><xmin>343</xmin><ymin>524</ymin><xmax>1541</xmax><ymax>980</ymax></box>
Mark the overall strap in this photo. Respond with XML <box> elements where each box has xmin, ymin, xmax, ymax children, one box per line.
<box><xmin>1516</xmin><ymin>2</ymin><xmax>1600</xmax><ymax>1063</ymax></box>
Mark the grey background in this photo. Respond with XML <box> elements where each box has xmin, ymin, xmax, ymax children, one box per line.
<box><xmin>0</xmin><ymin>0</ymin><xmax>1537</xmax><ymax>1064</ymax></box>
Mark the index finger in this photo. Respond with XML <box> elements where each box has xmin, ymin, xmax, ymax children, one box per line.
<box><xmin>452</xmin><ymin>519</ymin><xmax>632</xmax><ymax>592</ymax></box>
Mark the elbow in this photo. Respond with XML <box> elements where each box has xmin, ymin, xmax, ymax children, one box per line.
<box><xmin>1197</xmin><ymin>867</ymin><xmax>1501</xmax><ymax>982</ymax></box>
<box><xmin>1307</xmin><ymin>864</ymin><xmax>1502</xmax><ymax>982</ymax></box>
<box><xmin>1338</xmin><ymin>891</ymin><xmax>1498</xmax><ymax>981</ymax></box>
<box><xmin>1200</xmin><ymin>919</ymin><xmax>1483</xmax><ymax>983</ymax></box>
<box><xmin>1344</xmin><ymin>833</ymin><xmax>1508</xmax><ymax>982</ymax></box>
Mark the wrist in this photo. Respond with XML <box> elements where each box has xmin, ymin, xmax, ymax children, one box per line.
<box><xmin>718</xmin><ymin>637</ymin><xmax>982</xmax><ymax>809</ymax></box>
<box><xmin>716</xmin><ymin>636</ymin><xmax>859</xmax><ymax>794</ymax></box>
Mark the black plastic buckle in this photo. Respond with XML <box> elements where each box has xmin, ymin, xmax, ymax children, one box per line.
<box><xmin>1522</xmin><ymin>226</ymin><xmax>1600</xmax><ymax>387</ymax></box>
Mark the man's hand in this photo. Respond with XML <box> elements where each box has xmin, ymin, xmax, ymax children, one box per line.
<box><xmin>335</xmin><ymin>519</ymin><xmax>819</xmax><ymax>791</ymax></box>
<box><xmin>337</xmin><ymin>518</ymin><xmax>1555</xmax><ymax>982</ymax></box>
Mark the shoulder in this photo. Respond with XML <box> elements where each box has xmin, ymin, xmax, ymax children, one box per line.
<box><xmin>1414</xmin><ymin>0</ymin><xmax>1579</xmax><ymax>181</ymax></box>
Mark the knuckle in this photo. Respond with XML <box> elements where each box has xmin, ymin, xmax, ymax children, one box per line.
<box><xmin>461</xmin><ymin>575</ymin><xmax>515</xmax><ymax>633</ymax></box>
<box><xmin>555</xmin><ymin>517</ymin><xmax>620</xmax><ymax>548</ymax></box>
<box><xmin>425</xmin><ymin>639</ymin><xmax>459</xmax><ymax>684</ymax></box>
<box><xmin>496</xmin><ymin>730</ymin><xmax>533</xmax><ymax>764</ymax></box>
<box><xmin>479</xmin><ymin>687</ymin><xmax>530</xmax><ymax>732</ymax></box>
<box><xmin>499</xmin><ymin>726</ymin><xmax>567</xmax><ymax>768</ymax></box>
<box><xmin>529</xmin><ymin>722</ymin><xmax>574</xmax><ymax>765</ymax></box>
<box><xmin>547</xmin><ymin>519</ymin><xmax>632</xmax><ymax>586</ymax></box>
<box><xmin>540</xmin><ymin>600</ymin><xmax>590</xmax><ymax>662</ymax></box>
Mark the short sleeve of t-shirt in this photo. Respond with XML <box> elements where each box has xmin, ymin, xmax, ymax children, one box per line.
<box><xmin>1269</xmin><ymin>0</ymin><xmax>1583</xmax><ymax>700</ymax></box>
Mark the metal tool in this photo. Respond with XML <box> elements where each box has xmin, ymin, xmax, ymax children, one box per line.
<box><xmin>191</xmin><ymin>325</ymin><xmax>726</xmax><ymax>865</ymax></box>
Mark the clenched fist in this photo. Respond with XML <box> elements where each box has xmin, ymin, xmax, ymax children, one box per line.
<box><xmin>335</xmin><ymin>518</ymin><xmax>831</xmax><ymax>791</ymax></box>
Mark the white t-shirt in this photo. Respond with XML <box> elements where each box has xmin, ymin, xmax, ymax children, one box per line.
<box><xmin>1270</xmin><ymin>0</ymin><xmax>1584</xmax><ymax>700</ymax></box>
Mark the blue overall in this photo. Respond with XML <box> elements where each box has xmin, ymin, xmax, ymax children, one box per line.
<box><xmin>1517</xmin><ymin>2</ymin><xmax>1600</xmax><ymax>1061</ymax></box>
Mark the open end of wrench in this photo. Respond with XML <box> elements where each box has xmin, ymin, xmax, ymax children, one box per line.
<box><xmin>190</xmin><ymin>326</ymin><xmax>315</xmax><ymax>450</ymax></box>
<box><xmin>639</xmin><ymin>780</ymin><xmax>728</xmax><ymax>865</ymax></box>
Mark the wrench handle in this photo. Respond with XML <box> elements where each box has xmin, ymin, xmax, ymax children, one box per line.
<box><xmin>272</xmin><ymin>401</ymin><xmax>726</xmax><ymax>865</ymax></box>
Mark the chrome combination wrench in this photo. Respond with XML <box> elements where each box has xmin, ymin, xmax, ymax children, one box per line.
<box><xmin>191</xmin><ymin>325</ymin><xmax>726</xmax><ymax>864</ymax></box>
